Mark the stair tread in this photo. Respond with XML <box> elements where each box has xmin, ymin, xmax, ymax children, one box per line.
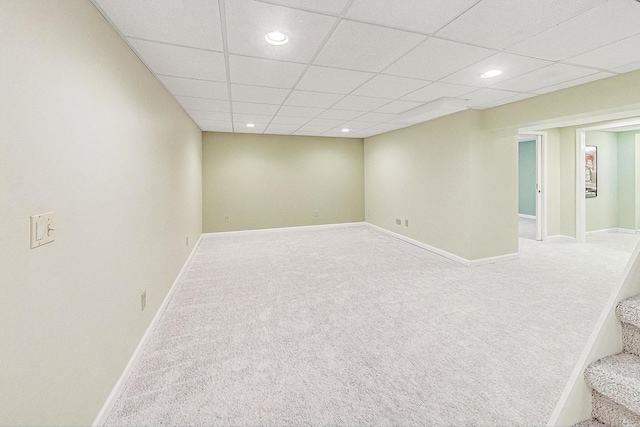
<box><xmin>585</xmin><ymin>352</ymin><xmax>640</xmax><ymax>415</ymax></box>
<box><xmin>617</xmin><ymin>294</ymin><xmax>640</xmax><ymax>328</ymax></box>
<box><xmin>573</xmin><ymin>418</ymin><xmax>605</xmax><ymax>427</ymax></box>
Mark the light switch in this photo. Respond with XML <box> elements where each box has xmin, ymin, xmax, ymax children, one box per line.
<box><xmin>30</xmin><ymin>212</ymin><xmax>55</xmax><ymax>249</ymax></box>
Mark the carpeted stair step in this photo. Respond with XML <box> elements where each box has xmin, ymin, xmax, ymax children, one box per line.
<box><xmin>573</xmin><ymin>418</ymin><xmax>605</xmax><ymax>427</ymax></box>
<box><xmin>616</xmin><ymin>295</ymin><xmax>640</xmax><ymax>357</ymax></box>
<box><xmin>584</xmin><ymin>352</ymin><xmax>640</xmax><ymax>425</ymax></box>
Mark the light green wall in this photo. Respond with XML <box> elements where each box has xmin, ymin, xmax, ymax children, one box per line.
<box><xmin>559</xmin><ymin>127</ymin><xmax>577</xmax><ymax>237</ymax></box>
<box><xmin>585</xmin><ymin>132</ymin><xmax>618</xmax><ymax>232</ymax></box>
<box><xmin>518</xmin><ymin>140</ymin><xmax>536</xmax><ymax>216</ymax></box>
<box><xmin>617</xmin><ymin>132</ymin><xmax>637</xmax><ymax>230</ymax></box>
<box><xmin>546</xmin><ymin>129</ymin><xmax>562</xmax><ymax>236</ymax></box>
<box><xmin>202</xmin><ymin>132</ymin><xmax>364</xmax><ymax>232</ymax></box>
<box><xmin>0</xmin><ymin>1</ymin><xmax>202</xmax><ymax>425</ymax></box>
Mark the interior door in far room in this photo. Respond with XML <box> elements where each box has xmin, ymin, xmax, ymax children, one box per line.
<box><xmin>518</xmin><ymin>135</ymin><xmax>542</xmax><ymax>241</ymax></box>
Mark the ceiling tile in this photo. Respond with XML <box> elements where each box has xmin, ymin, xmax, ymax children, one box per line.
<box><xmin>437</xmin><ymin>0</ymin><xmax>607</xmax><ymax>50</ymax></box>
<box><xmin>508</xmin><ymin>0</ymin><xmax>640</xmax><ymax>61</ymax></box>
<box><xmin>295</xmin><ymin>66</ymin><xmax>375</xmax><ymax>94</ymax></box>
<box><xmin>332</xmin><ymin>95</ymin><xmax>390</xmax><ymax>111</ymax></box>
<box><xmin>401</xmin><ymin>82</ymin><xmax>474</xmax><ymax>103</ymax></box>
<box><xmin>230</xmin><ymin>84</ymin><xmax>290</xmax><ymax>104</ymax></box>
<box><xmin>374</xmin><ymin>100</ymin><xmax>423</xmax><ymax>114</ymax></box>
<box><xmin>175</xmin><ymin>96</ymin><xmax>230</xmax><ymax>112</ymax></box>
<box><xmin>353</xmin><ymin>74</ymin><xmax>431</xmax><ymax>99</ymax></box>
<box><xmin>306</xmin><ymin>118</ymin><xmax>348</xmax><ymax>127</ymax></box>
<box><xmin>128</xmin><ymin>39</ymin><xmax>227</xmax><ymax>81</ymax></box>
<box><xmin>235</xmin><ymin>122</ymin><xmax>268</xmax><ymax>133</ymax></box>
<box><xmin>342</xmin><ymin>121</ymin><xmax>375</xmax><ymax>130</ymax></box>
<box><xmin>492</xmin><ymin>63</ymin><xmax>597</xmax><ymax>93</ymax></box>
<box><xmin>532</xmin><ymin>72</ymin><xmax>615</xmax><ymax>94</ymax></box>
<box><xmin>442</xmin><ymin>52</ymin><xmax>552</xmax><ymax>87</ymax></box>
<box><xmin>285</xmin><ymin>91</ymin><xmax>344</xmax><ymax>108</ymax></box>
<box><xmin>187</xmin><ymin>110</ymin><xmax>232</xmax><ymax>121</ymax></box>
<box><xmin>384</xmin><ymin>37</ymin><xmax>495</xmax><ymax>81</ymax></box>
<box><xmin>229</xmin><ymin>55</ymin><xmax>306</xmax><ymax>88</ymax></box>
<box><xmin>158</xmin><ymin>75</ymin><xmax>228</xmax><ymax>99</ymax></box>
<box><xmin>355</xmin><ymin>112</ymin><xmax>398</xmax><ymax>123</ymax></box>
<box><xmin>257</xmin><ymin>0</ymin><xmax>350</xmax><ymax>14</ymax></box>
<box><xmin>613</xmin><ymin>60</ymin><xmax>640</xmax><ymax>74</ymax></box>
<box><xmin>94</xmin><ymin>0</ymin><xmax>223</xmax><ymax>50</ymax></box>
<box><xmin>225</xmin><ymin>0</ymin><xmax>336</xmax><ymax>63</ymax></box>
<box><xmin>297</xmin><ymin>124</ymin><xmax>334</xmax><ymax>133</ymax></box>
<box><xmin>277</xmin><ymin>105</ymin><xmax>325</xmax><ymax>118</ymax></box>
<box><xmin>232</xmin><ymin>102</ymin><xmax>280</xmax><ymax>115</ymax></box>
<box><xmin>478</xmin><ymin>93</ymin><xmax>536</xmax><ymax>109</ymax></box>
<box><xmin>316</xmin><ymin>109</ymin><xmax>365</xmax><ymax>120</ymax></box>
<box><xmin>293</xmin><ymin>128</ymin><xmax>325</xmax><ymax>136</ymax></box>
<box><xmin>265</xmin><ymin>123</ymin><xmax>300</xmax><ymax>134</ymax></box>
<box><xmin>462</xmin><ymin>88</ymin><xmax>526</xmax><ymax>108</ymax></box>
<box><xmin>194</xmin><ymin>119</ymin><xmax>233</xmax><ymax>132</ymax></box>
<box><xmin>345</xmin><ymin>0</ymin><xmax>480</xmax><ymax>34</ymax></box>
<box><xmin>232</xmin><ymin>113</ymin><xmax>274</xmax><ymax>124</ymax></box>
<box><xmin>270</xmin><ymin>115</ymin><xmax>311</xmax><ymax>125</ymax></box>
<box><xmin>567</xmin><ymin>34</ymin><xmax>640</xmax><ymax>71</ymax></box>
<box><xmin>313</xmin><ymin>20</ymin><xmax>425</xmax><ymax>72</ymax></box>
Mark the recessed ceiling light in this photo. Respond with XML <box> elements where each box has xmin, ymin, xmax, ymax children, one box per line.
<box><xmin>341</xmin><ymin>128</ymin><xmax>350</xmax><ymax>133</ymax></box>
<box><xmin>481</xmin><ymin>69</ymin><xmax>503</xmax><ymax>79</ymax></box>
<box><xmin>265</xmin><ymin>31</ymin><xmax>288</xmax><ymax>46</ymax></box>
<box><xmin>246</xmin><ymin>123</ymin><xmax>255</xmax><ymax>128</ymax></box>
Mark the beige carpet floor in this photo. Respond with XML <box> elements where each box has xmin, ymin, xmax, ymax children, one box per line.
<box><xmin>104</xmin><ymin>224</ymin><xmax>639</xmax><ymax>426</ymax></box>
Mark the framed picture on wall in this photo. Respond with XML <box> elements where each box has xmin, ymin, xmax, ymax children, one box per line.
<box><xmin>585</xmin><ymin>145</ymin><xmax>597</xmax><ymax>198</ymax></box>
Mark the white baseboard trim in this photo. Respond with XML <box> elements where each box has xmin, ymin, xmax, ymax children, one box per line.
<box><xmin>617</xmin><ymin>228</ymin><xmax>639</xmax><ymax>235</ymax></box>
<box><xmin>469</xmin><ymin>253</ymin><xmax>520</xmax><ymax>267</ymax></box>
<box><xmin>92</xmin><ymin>235</ymin><xmax>204</xmax><ymax>427</ymax></box>
<box><xmin>586</xmin><ymin>228</ymin><xmax>618</xmax><ymax>236</ymax></box>
<box><xmin>546</xmin><ymin>235</ymin><xmax>577</xmax><ymax>242</ymax></box>
<box><xmin>366</xmin><ymin>223</ymin><xmax>518</xmax><ymax>267</ymax></box>
<box><xmin>518</xmin><ymin>214</ymin><xmax>536</xmax><ymax>220</ymax></box>
<box><xmin>201</xmin><ymin>221</ymin><xmax>367</xmax><ymax>237</ymax></box>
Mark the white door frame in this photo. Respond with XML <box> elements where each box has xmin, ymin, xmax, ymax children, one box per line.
<box><xmin>519</xmin><ymin>131</ymin><xmax>547</xmax><ymax>241</ymax></box>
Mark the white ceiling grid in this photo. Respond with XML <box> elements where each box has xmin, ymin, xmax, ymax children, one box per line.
<box><xmin>92</xmin><ymin>0</ymin><xmax>640</xmax><ymax>138</ymax></box>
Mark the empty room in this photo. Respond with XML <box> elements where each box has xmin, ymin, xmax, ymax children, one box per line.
<box><xmin>4</xmin><ymin>0</ymin><xmax>640</xmax><ymax>426</ymax></box>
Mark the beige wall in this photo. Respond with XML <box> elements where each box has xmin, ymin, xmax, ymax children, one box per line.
<box><xmin>585</xmin><ymin>131</ymin><xmax>618</xmax><ymax>232</ymax></box>
<box><xmin>202</xmin><ymin>132</ymin><xmax>364</xmax><ymax>232</ymax></box>
<box><xmin>0</xmin><ymin>1</ymin><xmax>202</xmax><ymax>425</ymax></box>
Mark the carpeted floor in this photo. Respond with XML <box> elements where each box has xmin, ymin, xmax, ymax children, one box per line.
<box><xmin>104</xmin><ymin>224</ymin><xmax>640</xmax><ymax>426</ymax></box>
<box><xmin>519</xmin><ymin>217</ymin><xmax>537</xmax><ymax>240</ymax></box>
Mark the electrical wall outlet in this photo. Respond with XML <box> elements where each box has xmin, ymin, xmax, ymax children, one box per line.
<box><xmin>314</xmin><ymin>210</ymin><xmax>319</xmax><ymax>218</ymax></box>
<box><xmin>186</xmin><ymin>236</ymin><xmax>189</xmax><ymax>246</ymax></box>
<box><xmin>396</xmin><ymin>218</ymin><xmax>401</xmax><ymax>225</ymax></box>
<box><xmin>224</xmin><ymin>216</ymin><xmax>230</xmax><ymax>223</ymax></box>
<box><xmin>405</xmin><ymin>219</ymin><xmax>409</xmax><ymax>227</ymax></box>
<box><xmin>141</xmin><ymin>291</ymin><xmax>146</xmax><ymax>311</ymax></box>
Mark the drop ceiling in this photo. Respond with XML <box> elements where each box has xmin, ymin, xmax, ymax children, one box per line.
<box><xmin>91</xmin><ymin>0</ymin><xmax>640</xmax><ymax>138</ymax></box>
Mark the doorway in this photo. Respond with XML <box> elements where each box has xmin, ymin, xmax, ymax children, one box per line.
<box><xmin>518</xmin><ymin>133</ymin><xmax>546</xmax><ymax>241</ymax></box>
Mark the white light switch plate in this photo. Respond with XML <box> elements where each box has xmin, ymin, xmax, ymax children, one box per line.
<box><xmin>30</xmin><ymin>212</ymin><xmax>55</xmax><ymax>249</ymax></box>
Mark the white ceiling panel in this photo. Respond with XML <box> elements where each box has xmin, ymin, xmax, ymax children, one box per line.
<box><xmin>194</xmin><ymin>119</ymin><xmax>233</xmax><ymax>132</ymax></box>
<box><xmin>277</xmin><ymin>105</ymin><xmax>325</xmax><ymax>118</ymax></box>
<box><xmin>401</xmin><ymin>82</ymin><xmax>475</xmax><ymax>103</ymax></box>
<box><xmin>257</xmin><ymin>0</ymin><xmax>351</xmax><ymax>14</ymax></box>
<box><xmin>374</xmin><ymin>100</ymin><xmax>423</xmax><ymax>114</ymax></box>
<box><xmin>230</xmin><ymin>84</ymin><xmax>290</xmax><ymax>104</ymax></box>
<box><xmin>352</xmin><ymin>74</ymin><xmax>431</xmax><ymax>100</ymax></box>
<box><xmin>188</xmin><ymin>110</ymin><xmax>232</xmax><ymax>121</ymax></box>
<box><xmin>285</xmin><ymin>91</ymin><xmax>344</xmax><ymax>108</ymax></box>
<box><xmin>492</xmin><ymin>64</ymin><xmax>597</xmax><ymax>93</ymax></box>
<box><xmin>356</xmin><ymin>112</ymin><xmax>397</xmax><ymax>123</ymax></box>
<box><xmin>295</xmin><ymin>66</ymin><xmax>375</xmax><ymax>94</ymax></box>
<box><xmin>345</xmin><ymin>0</ymin><xmax>479</xmax><ymax>34</ymax></box>
<box><xmin>232</xmin><ymin>102</ymin><xmax>280</xmax><ymax>115</ymax></box>
<box><xmin>437</xmin><ymin>0</ymin><xmax>607</xmax><ymax>50</ymax></box>
<box><xmin>128</xmin><ymin>39</ymin><xmax>227</xmax><ymax>81</ymax></box>
<box><xmin>232</xmin><ymin>113</ymin><xmax>274</xmax><ymax>124</ymax></box>
<box><xmin>463</xmin><ymin>88</ymin><xmax>526</xmax><ymax>108</ymax></box>
<box><xmin>293</xmin><ymin>128</ymin><xmax>325</xmax><ymax>136</ymax></box>
<box><xmin>93</xmin><ymin>0</ymin><xmax>223</xmax><ymax>51</ymax></box>
<box><xmin>265</xmin><ymin>123</ymin><xmax>300</xmax><ymax>134</ymax></box>
<box><xmin>225</xmin><ymin>0</ymin><xmax>336</xmax><ymax>63</ymax></box>
<box><xmin>567</xmin><ymin>34</ymin><xmax>640</xmax><ymax>70</ymax></box>
<box><xmin>313</xmin><ymin>20</ymin><xmax>425</xmax><ymax>72</ymax></box>
<box><xmin>532</xmin><ymin>72</ymin><xmax>615</xmax><ymax>95</ymax></box>
<box><xmin>479</xmin><ymin>93</ymin><xmax>535</xmax><ymax>109</ymax></box>
<box><xmin>175</xmin><ymin>96</ymin><xmax>230</xmax><ymax>112</ymax></box>
<box><xmin>158</xmin><ymin>75</ymin><xmax>228</xmax><ymax>99</ymax></box>
<box><xmin>508</xmin><ymin>0</ymin><xmax>640</xmax><ymax>61</ymax></box>
<box><xmin>316</xmin><ymin>109</ymin><xmax>365</xmax><ymax>121</ymax></box>
<box><xmin>305</xmin><ymin>118</ymin><xmax>349</xmax><ymax>127</ymax></box>
<box><xmin>229</xmin><ymin>55</ymin><xmax>306</xmax><ymax>88</ymax></box>
<box><xmin>384</xmin><ymin>37</ymin><xmax>495</xmax><ymax>81</ymax></box>
<box><xmin>442</xmin><ymin>52</ymin><xmax>552</xmax><ymax>88</ymax></box>
<box><xmin>332</xmin><ymin>95</ymin><xmax>391</xmax><ymax>112</ymax></box>
<box><xmin>270</xmin><ymin>115</ymin><xmax>311</xmax><ymax>125</ymax></box>
<box><xmin>613</xmin><ymin>60</ymin><xmax>640</xmax><ymax>74</ymax></box>
<box><xmin>341</xmin><ymin>121</ymin><xmax>375</xmax><ymax>130</ymax></box>
<box><xmin>236</xmin><ymin>123</ymin><xmax>269</xmax><ymax>133</ymax></box>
